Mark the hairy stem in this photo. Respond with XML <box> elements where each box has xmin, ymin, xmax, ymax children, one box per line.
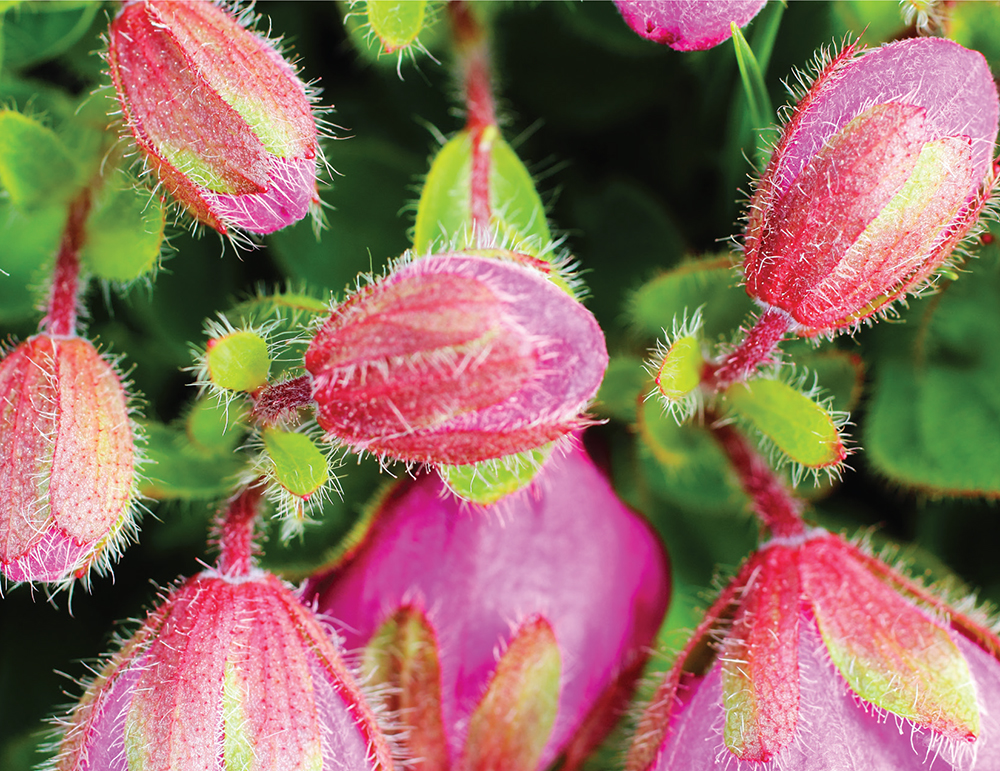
<box><xmin>43</xmin><ymin>191</ymin><xmax>92</xmax><ymax>337</ymax></box>
<box><xmin>252</xmin><ymin>374</ymin><xmax>314</xmax><ymax>426</ymax></box>
<box><xmin>701</xmin><ymin>306</ymin><xmax>790</xmax><ymax>392</ymax></box>
<box><xmin>215</xmin><ymin>483</ymin><xmax>266</xmax><ymax>576</ymax></box>
<box><xmin>449</xmin><ymin>0</ymin><xmax>496</xmax><ymax>237</ymax></box>
<box><xmin>708</xmin><ymin>415</ymin><xmax>805</xmax><ymax>539</ymax></box>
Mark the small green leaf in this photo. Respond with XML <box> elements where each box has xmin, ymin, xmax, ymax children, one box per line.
<box><xmin>654</xmin><ymin>335</ymin><xmax>703</xmax><ymax>400</ymax></box>
<box><xmin>366</xmin><ymin>0</ymin><xmax>427</xmax><ymax>52</ymax></box>
<box><xmin>414</xmin><ymin>128</ymin><xmax>552</xmax><ymax>257</ymax></box>
<box><xmin>206</xmin><ymin>331</ymin><xmax>271</xmax><ymax>393</ymax></box>
<box><xmin>81</xmin><ymin>178</ymin><xmax>166</xmax><ymax>283</ymax></box>
<box><xmin>262</xmin><ymin>427</ymin><xmax>330</xmax><ymax>498</ymax></box>
<box><xmin>0</xmin><ymin>199</ymin><xmax>65</xmax><ymax>323</ymax></box>
<box><xmin>414</xmin><ymin>130</ymin><xmax>473</xmax><ymax>252</ymax></box>
<box><xmin>0</xmin><ymin>111</ymin><xmax>79</xmax><ymax>208</ymax></box>
<box><xmin>724</xmin><ymin>378</ymin><xmax>846</xmax><ymax>471</ymax></box>
<box><xmin>731</xmin><ymin>23</ymin><xmax>774</xmax><ymax>170</ymax></box>
<box><xmin>629</xmin><ymin>256</ymin><xmax>754</xmax><ymax>343</ymax></box>
<box><xmin>439</xmin><ymin>445</ymin><xmax>552</xmax><ymax>505</ymax></box>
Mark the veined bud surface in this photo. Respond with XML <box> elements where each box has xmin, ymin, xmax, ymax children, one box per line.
<box><xmin>107</xmin><ymin>0</ymin><xmax>320</xmax><ymax>234</ymax></box>
<box><xmin>306</xmin><ymin>440</ymin><xmax>670</xmax><ymax>771</ymax></box>
<box><xmin>56</xmin><ymin>568</ymin><xmax>393</xmax><ymax>771</ymax></box>
<box><xmin>304</xmin><ymin>252</ymin><xmax>608</xmax><ymax>466</ymax></box>
<box><xmin>744</xmin><ymin>38</ymin><xmax>999</xmax><ymax>336</ymax></box>
<box><xmin>0</xmin><ymin>334</ymin><xmax>136</xmax><ymax>585</ymax></box>
<box><xmin>614</xmin><ymin>0</ymin><xmax>766</xmax><ymax>50</ymax></box>
<box><xmin>627</xmin><ymin>530</ymin><xmax>1000</xmax><ymax>771</ymax></box>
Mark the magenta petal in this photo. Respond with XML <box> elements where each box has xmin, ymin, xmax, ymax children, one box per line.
<box><xmin>205</xmin><ymin>155</ymin><xmax>318</xmax><ymax>234</ymax></box>
<box><xmin>614</xmin><ymin>0</ymin><xmax>766</xmax><ymax>51</ymax></box>
<box><xmin>308</xmin><ymin>442</ymin><xmax>669</xmax><ymax>768</ymax></box>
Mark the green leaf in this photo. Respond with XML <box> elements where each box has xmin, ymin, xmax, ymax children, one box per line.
<box><xmin>206</xmin><ymin>331</ymin><xmax>272</xmax><ymax>393</ymax></box>
<box><xmin>1</xmin><ymin>0</ymin><xmax>100</xmax><ymax>70</ymax></box>
<box><xmin>865</xmin><ymin>259</ymin><xmax>1000</xmax><ymax>496</ymax></box>
<box><xmin>0</xmin><ymin>110</ymin><xmax>79</xmax><ymax>208</ymax></box>
<box><xmin>0</xmin><ymin>199</ymin><xmax>64</xmax><ymax>323</ymax></box>
<box><xmin>629</xmin><ymin>256</ymin><xmax>754</xmax><ymax>344</ymax></box>
<box><xmin>262</xmin><ymin>427</ymin><xmax>330</xmax><ymax>499</ymax></box>
<box><xmin>731</xmin><ymin>23</ymin><xmax>774</xmax><ymax>167</ymax></box>
<box><xmin>413</xmin><ymin>128</ymin><xmax>552</xmax><ymax>257</ymax></box>
<box><xmin>80</xmin><ymin>177</ymin><xmax>166</xmax><ymax>283</ymax></box>
<box><xmin>366</xmin><ymin>0</ymin><xmax>428</xmax><ymax>53</ymax></box>
<box><xmin>723</xmin><ymin>378</ymin><xmax>846</xmax><ymax>472</ymax></box>
<box><xmin>141</xmin><ymin>421</ymin><xmax>247</xmax><ymax>500</ymax></box>
<box><xmin>184</xmin><ymin>397</ymin><xmax>249</xmax><ymax>457</ymax></box>
<box><xmin>439</xmin><ymin>445</ymin><xmax>552</xmax><ymax>505</ymax></box>
<box><xmin>594</xmin><ymin>355</ymin><xmax>648</xmax><ymax>423</ymax></box>
<box><xmin>636</xmin><ymin>396</ymin><xmax>746</xmax><ymax>514</ymax></box>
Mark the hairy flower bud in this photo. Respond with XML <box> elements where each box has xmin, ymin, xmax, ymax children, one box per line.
<box><xmin>614</xmin><ymin>0</ymin><xmax>766</xmax><ymax>50</ymax></box>
<box><xmin>627</xmin><ymin>530</ymin><xmax>1000</xmax><ymax>771</ymax></box>
<box><xmin>307</xmin><ymin>440</ymin><xmax>670</xmax><ymax>771</ymax></box>
<box><xmin>744</xmin><ymin>38</ymin><xmax>999</xmax><ymax>336</ymax></box>
<box><xmin>0</xmin><ymin>334</ymin><xmax>136</xmax><ymax>585</ymax></box>
<box><xmin>107</xmin><ymin>0</ymin><xmax>320</xmax><ymax>234</ymax></box>
<box><xmin>56</xmin><ymin>567</ymin><xmax>393</xmax><ymax>771</ymax></box>
<box><xmin>304</xmin><ymin>252</ymin><xmax>608</xmax><ymax>466</ymax></box>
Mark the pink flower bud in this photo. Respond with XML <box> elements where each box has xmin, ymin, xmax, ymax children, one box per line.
<box><xmin>56</xmin><ymin>567</ymin><xmax>393</xmax><ymax>771</ymax></box>
<box><xmin>0</xmin><ymin>334</ymin><xmax>136</xmax><ymax>585</ymax></box>
<box><xmin>627</xmin><ymin>530</ymin><xmax>1000</xmax><ymax>771</ymax></box>
<box><xmin>304</xmin><ymin>252</ymin><xmax>608</xmax><ymax>466</ymax></box>
<box><xmin>107</xmin><ymin>0</ymin><xmax>320</xmax><ymax>234</ymax></box>
<box><xmin>744</xmin><ymin>38</ymin><xmax>999</xmax><ymax>336</ymax></box>
<box><xmin>614</xmin><ymin>0</ymin><xmax>766</xmax><ymax>51</ymax></box>
<box><xmin>306</xmin><ymin>441</ymin><xmax>670</xmax><ymax>771</ymax></box>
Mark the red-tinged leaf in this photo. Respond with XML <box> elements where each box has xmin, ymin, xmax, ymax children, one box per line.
<box><xmin>363</xmin><ymin>606</ymin><xmax>449</xmax><ymax>771</ymax></box>
<box><xmin>720</xmin><ymin>544</ymin><xmax>800</xmax><ymax>760</ymax></box>
<box><xmin>800</xmin><ymin>535</ymin><xmax>979</xmax><ymax>740</ymax></box>
<box><xmin>461</xmin><ymin>615</ymin><xmax>561</xmax><ymax>771</ymax></box>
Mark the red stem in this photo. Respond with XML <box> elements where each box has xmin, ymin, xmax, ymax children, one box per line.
<box><xmin>701</xmin><ymin>306</ymin><xmax>790</xmax><ymax>392</ymax></box>
<box><xmin>251</xmin><ymin>374</ymin><xmax>314</xmax><ymax>426</ymax></box>
<box><xmin>449</xmin><ymin>0</ymin><xmax>496</xmax><ymax>237</ymax></box>
<box><xmin>708</xmin><ymin>415</ymin><xmax>805</xmax><ymax>539</ymax></box>
<box><xmin>215</xmin><ymin>484</ymin><xmax>266</xmax><ymax>576</ymax></box>
<box><xmin>43</xmin><ymin>191</ymin><xmax>92</xmax><ymax>337</ymax></box>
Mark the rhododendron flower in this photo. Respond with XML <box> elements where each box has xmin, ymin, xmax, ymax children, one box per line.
<box><xmin>55</xmin><ymin>567</ymin><xmax>392</xmax><ymax>771</ymax></box>
<box><xmin>744</xmin><ymin>37</ymin><xmax>999</xmax><ymax>336</ymax></box>
<box><xmin>627</xmin><ymin>530</ymin><xmax>1000</xmax><ymax>771</ymax></box>
<box><xmin>107</xmin><ymin>0</ymin><xmax>320</xmax><ymax>234</ymax></box>
<box><xmin>306</xmin><ymin>441</ymin><xmax>670</xmax><ymax>771</ymax></box>
<box><xmin>614</xmin><ymin>0</ymin><xmax>766</xmax><ymax>51</ymax></box>
<box><xmin>304</xmin><ymin>251</ymin><xmax>608</xmax><ymax>466</ymax></box>
<box><xmin>0</xmin><ymin>334</ymin><xmax>136</xmax><ymax>585</ymax></box>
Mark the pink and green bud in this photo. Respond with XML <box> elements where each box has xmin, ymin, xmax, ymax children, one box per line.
<box><xmin>628</xmin><ymin>531</ymin><xmax>1000</xmax><ymax>771</ymax></box>
<box><xmin>745</xmin><ymin>38</ymin><xmax>999</xmax><ymax>336</ymax></box>
<box><xmin>0</xmin><ymin>334</ymin><xmax>136</xmax><ymax>585</ymax></box>
<box><xmin>306</xmin><ymin>440</ymin><xmax>670</xmax><ymax>770</ymax></box>
<box><xmin>614</xmin><ymin>0</ymin><xmax>766</xmax><ymax>51</ymax></box>
<box><xmin>55</xmin><ymin>567</ymin><xmax>393</xmax><ymax>771</ymax></box>
<box><xmin>107</xmin><ymin>0</ymin><xmax>320</xmax><ymax>235</ymax></box>
<box><xmin>304</xmin><ymin>252</ymin><xmax>608</xmax><ymax>466</ymax></box>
